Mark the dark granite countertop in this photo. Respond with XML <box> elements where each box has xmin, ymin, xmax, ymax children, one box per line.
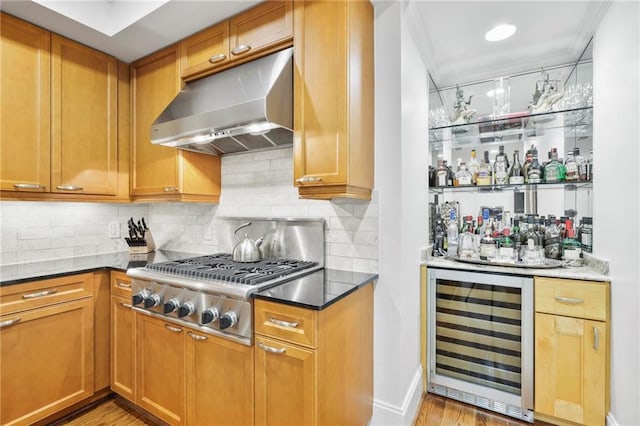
<box><xmin>0</xmin><ymin>250</ymin><xmax>200</xmax><ymax>286</ymax></box>
<box><xmin>252</xmin><ymin>269</ymin><xmax>378</xmax><ymax>310</ymax></box>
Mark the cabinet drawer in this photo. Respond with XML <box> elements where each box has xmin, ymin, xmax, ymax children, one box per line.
<box><xmin>254</xmin><ymin>300</ymin><xmax>316</xmax><ymax>348</ymax></box>
<box><xmin>535</xmin><ymin>277</ymin><xmax>609</xmax><ymax>321</ymax></box>
<box><xmin>0</xmin><ymin>273</ymin><xmax>93</xmax><ymax>315</ymax></box>
<box><xmin>111</xmin><ymin>271</ymin><xmax>132</xmax><ymax>298</ymax></box>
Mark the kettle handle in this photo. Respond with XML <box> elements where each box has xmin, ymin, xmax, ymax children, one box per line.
<box><xmin>233</xmin><ymin>222</ymin><xmax>252</xmax><ymax>240</ymax></box>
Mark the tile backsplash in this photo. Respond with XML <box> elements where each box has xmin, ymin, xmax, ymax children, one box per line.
<box><xmin>1</xmin><ymin>148</ymin><xmax>378</xmax><ymax>273</ymax></box>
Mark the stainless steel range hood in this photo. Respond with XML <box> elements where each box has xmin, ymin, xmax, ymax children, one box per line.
<box><xmin>151</xmin><ymin>47</ymin><xmax>293</xmax><ymax>156</ymax></box>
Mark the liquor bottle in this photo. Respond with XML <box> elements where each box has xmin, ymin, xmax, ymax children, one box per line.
<box><xmin>562</xmin><ymin>226</ymin><xmax>583</xmax><ymax>266</ymax></box>
<box><xmin>499</xmin><ymin>228</ymin><xmax>515</xmax><ymax>260</ymax></box>
<box><xmin>522</xmin><ymin>147</ymin><xmax>533</xmax><ymax>183</ymax></box>
<box><xmin>468</xmin><ymin>149</ymin><xmax>480</xmax><ymax>185</ymax></box>
<box><xmin>435</xmin><ymin>160</ymin><xmax>449</xmax><ymax>187</ymax></box>
<box><xmin>508</xmin><ymin>150</ymin><xmax>524</xmax><ymax>184</ymax></box>
<box><xmin>453</xmin><ymin>162</ymin><xmax>473</xmax><ymax>186</ymax></box>
<box><xmin>493</xmin><ymin>145</ymin><xmax>509</xmax><ymax>185</ymax></box>
<box><xmin>512</xmin><ymin>218</ymin><xmax>522</xmax><ymax>260</ymax></box>
<box><xmin>444</xmin><ymin>160</ymin><xmax>455</xmax><ymax>186</ymax></box>
<box><xmin>477</xmin><ymin>152</ymin><xmax>491</xmax><ymax>186</ymax></box>
<box><xmin>526</xmin><ymin>147</ymin><xmax>544</xmax><ymax>183</ymax></box>
<box><xmin>543</xmin><ymin>215</ymin><xmax>562</xmax><ymax>259</ymax></box>
<box><xmin>564</xmin><ymin>150</ymin><xmax>578</xmax><ymax>181</ymax></box>
<box><xmin>574</xmin><ymin>148</ymin><xmax>587</xmax><ymax>181</ymax></box>
<box><xmin>479</xmin><ymin>229</ymin><xmax>496</xmax><ymax>260</ymax></box>
<box><xmin>579</xmin><ymin>216</ymin><xmax>593</xmax><ymax>253</ymax></box>
<box><xmin>447</xmin><ymin>210</ymin><xmax>459</xmax><ymax>257</ymax></box>
<box><xmin>543</xmin><ymin>148</ymin><xmax>563</xmax><ymax>183</ymax></box>
<box><xmin>586</xmin><ymin>150</ymin><xmax>593</xmax><ymax>181</ymax></box>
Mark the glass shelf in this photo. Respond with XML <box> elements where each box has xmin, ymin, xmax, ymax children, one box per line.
<box><xmin>428</xmin><ymin>181</ymin><xmax>592</xmax><ymax>194</ymax></box>
<box><xmin>429</xmin><ymin>106</ymin><xmax>593</xmax><ymax>146</ymax></box>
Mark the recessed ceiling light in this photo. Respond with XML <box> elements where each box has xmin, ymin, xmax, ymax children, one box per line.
<box><xmin>485</xmin><ymin>24</ymin><xmax>517</xmax><ymax>42</ymax></box>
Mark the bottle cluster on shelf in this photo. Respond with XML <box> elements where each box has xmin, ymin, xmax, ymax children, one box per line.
<box><xmin>430</xmin><ymin>144</ymin><xmax>593</xmax><ymax>188</ymax></box>
<box><xmin>431</xmin><ymin>203</ymin><xmax>593</xmax><ymax>267</ymax></box>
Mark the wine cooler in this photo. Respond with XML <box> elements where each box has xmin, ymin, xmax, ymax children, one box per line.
<box><xmin>426</xmin><ymin>268</ymin><xmax>534</xmax><ymax>422</ymax></box>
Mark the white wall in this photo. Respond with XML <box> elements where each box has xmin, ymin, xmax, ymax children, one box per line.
<box><xmin>371</xmin><ymin>1</ymin><xmax>429</xmax><ymax>424</ymax></box>
<box><xmin>593</xmin><ymin>2</ymin><xmax>640</xmax><ymax>425</ymax></box>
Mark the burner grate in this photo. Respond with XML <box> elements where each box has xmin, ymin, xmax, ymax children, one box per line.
<box><xmin>146</xmin><ymin>253</ymin><xmax>318</xmax><ymax>285</ymax></box>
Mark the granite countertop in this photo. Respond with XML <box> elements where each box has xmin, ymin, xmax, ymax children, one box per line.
<box><xmin>423</xmin><ymin>254</ymin><xmax>610</xmax><ymax>282</ymax></box>
<box><xmin>253</xmin><ymin>269</ymin><xmax>378</xmax><ymax>310</ymax></box>
<box><xmin>0</xmin><ymin>250</ymin><xmax>200</xmax><ymax>286</ymax></box>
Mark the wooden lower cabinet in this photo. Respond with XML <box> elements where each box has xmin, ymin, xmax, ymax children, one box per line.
<box><xmin>254</xmin><ymin>283</ymin><xmax>373</xmax><ymax>425</ymax></box>
<box><xmin>111</xmin><ymin>294</ymin><xmax>136</xmax><ymax>403</ymax></box>
<box><xmin>0</xmin><ymin>297</ymin><xmax>94</xmax><ymax>426</ymax></box>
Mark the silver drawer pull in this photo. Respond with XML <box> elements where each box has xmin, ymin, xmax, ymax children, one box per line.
<box><xmin>22</xmin><ymin>289</ymin><xmax>57</xmax><ymax>299</ymax></box>
<box><xmin>188</xmin><ymin>331</ymin><xmax>207</xmax><ymax>341</ymax></box>
<box><xmin>258</xmin><ymin>342</ymin><xmax>286</xmax><ymax>354</ymax></box>
<box><xmin>555</xmin><ymin>296</ymin><xmax>584</xmax><ymax>305</ymax></box>
<box><xmin>14</xmin><ymin>183</ymin><xmax>44</xmax><ymax>190</ymax></box>
<box><xmin>296</xmin><ymin>176</ymin><xmax>322</xmax><ymax>184</ymax></box>
<box><xmin>117</xmin><ymin>282</ymin><xmax>131</xmax><ymax>289</ymax></box>
<box><xmin>0</xmin><ymin>318</ymin><xmax>21</xmax><ymax>328</ymax></box>
<box><xmin>231</xmin><ymin>44</ymin><xmax>251</xmax><ymax>56</ymax></box>
<box><xmin>164</xmin><ymin>324</ymin><xmax>183</xmax><ymax>333</ymax></box>
<box><xmin>56</xmin><ymin>185</ymin><xmax>83</xmax><ymax>191</ymax></box>
<box><xmin>163</xmin><ymin>186</ymin><xmax>178</xmax><ymax>192</ymax></box>
<box><xmin>120</xmin><ymin>302</ymin><xmax>132</xmax><ymax>308</ymax></box>
<box><xmin>209</xmin><ymin>53</ymin><xmax>227</xmax><ymax>63</ymax></box>
<box><xmin>594</xmin><ymin>327</ymin><xmax>599</xmax><ymax>351</ymax></box>
<box><xmin>269</xmin><ymin>318</ymin><xmax>299</xmax><ymax>328</ymax></box>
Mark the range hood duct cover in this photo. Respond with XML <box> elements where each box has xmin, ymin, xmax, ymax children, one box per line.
<box><xmin>150</xmin><ymin>47</ymin><xmax>293</xmax><ymax>156</ymax></box>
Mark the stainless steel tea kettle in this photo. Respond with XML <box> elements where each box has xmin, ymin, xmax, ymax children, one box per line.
<box><xmin>232</xmin><ymin>222</ymin><xmax>264</xmax><ymax>262</ymax></box>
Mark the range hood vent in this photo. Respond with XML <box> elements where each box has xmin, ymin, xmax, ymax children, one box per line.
<box><xmin>151</xmin><ymin>47</ymin><xmax>293</xmax><ymax>156</ymax></box>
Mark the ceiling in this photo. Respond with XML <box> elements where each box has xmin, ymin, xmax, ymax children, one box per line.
<box><xmin>0</xmin><ymin>0</ymin><xmax>609</xmax><ymax>80</ymax></box>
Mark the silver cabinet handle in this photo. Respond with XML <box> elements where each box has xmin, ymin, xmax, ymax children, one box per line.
<box><xmin>120</xmin><ymin>302</ymin><xmax>132</xmax><ymax>308</ymax></box>
<box><xmin>594</xmin><ymin>327</ymin><xmax>599</xmax><ymax>351</ymax></box>
<box><xmin>14</xmin><ymin>183</ymin><xmax>44</xmax><ymax>190</ymax></box>
<box><xmin>117</xmin><ymin>282</ymin><xmax>131</xmax><ymax>289</ymax></box>
<box><xmin>258</xmin><ymin>341</ymin><xmax>286</xmax><ymax>354</ymax></box>
<box><xmin>555</xmin><ymin>296</ymin><xmax>584</xmax><ymax>305</ymax></box>
<box><xmin>22</xmin><ymin>289</ymin><xmax>57</xmax><ymax>299</ymax></box>
<box><xmin>164</xmin><ymin>324</ymin><xmax>183</xmax><ymax>333</ymax></box>
<box><xmin>231</xmin><ymin>44</ymin><xmax>251</xmax><ymax>56</ymax></box>
<box><xmin>296</xmin><ymin>176</ymin><xmax>322</xmax><ymax>184</ymax></box>
<box><xmin>209</xmin><ymin>53</ymin><xmax>227</xmax><ymax>63</ymax></box>
<box><xmin>163</xmin><ymin>186</ymin><xmax>178</xmax><ymax>192</ymax></box>
<box><xmin>0</xmin><ymin>318</ymin><xmax>21</xmax><ymax>328</ymax></box>
<box><xmin>269</xmin><ymin>318</ymin><xmax>299</xmax><ymax>328</ymax></box>
<box><xmin>56</xmin><ymin>185</ymin><xmax>83</xmax><ymax>191</ymax></box>
<box><xmin>188</xmin><ymin>331</ymin><xmax>207</xmax><ymax>341</ymax></box>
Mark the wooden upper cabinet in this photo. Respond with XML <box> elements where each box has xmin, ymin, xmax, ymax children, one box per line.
<box><xmin>180</xmin><ymin>1</ymin><xmax>292</xmax><ymax>82</ymax></box>
<box><xmin>131</xmin><ymin>45</ymin><xmax>221</xmax><ymax>202</ymax></box>
<box><xmin>0</xmin><ymin>14</ymin><xmax>51</xmax><ymax>193</ymax></box>
<box><xmin>293</xmin><ymin>0</ymin><xmax>374</xmax><ymax>200</ymax></box>
<box><xmin>180</xmin><ymin>21</ymin><xmax>230</xmax><ymax>81</ymax></box>
<box><xmin>51</xmin><ymin>35</ymin><xmax>118</xmax><ymax>195</ymax></box>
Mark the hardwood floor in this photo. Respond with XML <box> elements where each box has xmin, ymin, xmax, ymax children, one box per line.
<box><xmin>53</xmin><ymin>392</ymin><xmax>548</xmax><ymax>426</ymax></box>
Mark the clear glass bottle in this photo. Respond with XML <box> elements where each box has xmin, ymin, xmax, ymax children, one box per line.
<box><xmin>579</xmin><ymin>216</ymin><xmax>593</xmax><ymax>253</ymax></box>
<box><xmin>468</xmin><ymin>149</ymin><xmax>480</xmax><ymax>185</ymax></box>
<box><xmin>544</xmin><ymin>147</ymin><xmax>563</xmax><ymax>183</ymax></box>
<box><xmin>479</xmin><ymin>229</ymin><xmax>496</xmax><ymax>260</ymax></box>
<box><xmin>493</xmin><ymin>145</ymin><xmax>509</xmax><ymax>185</ymax></box>
<box><xmin>574</xmin><ymin>148</ymin><xmax>587</xmax><ymax>181</ymax></box>
<box><xmin>508</xmin><ymin>150</ymin><xmax>524</xmax><ymax>184</ymax></box>
<box><xmin>526</xmin><ymin>147</ymin><xmax>544</xmax><ymax>183</ymax></box>
<box><xmin>522</xmin><ymin>147</ymin><xmax>533</xmax><ymax>183</ymax></box>
<box><xmin>562</xmin><ymin>227</ymin><xmax>583</xmax><ymax>266</ymax></box>
<box><xmin>453</xmin><ymin>162</ymin><xmax>473</xmax><ymax>186</ymax></box>
<box><xmin>477</xmin><ymin>151</ymin><xmax>491</xmax><ymax>186</ymax></box>
<box><xmin>564</xmin><ymin>150</ymin><xmax>578</xmax><ymax>181</ymax></box>
<box><xmin>543</xmin><ymin>216</ymin><xmax>562</xmax><ymax>259</ymax></box>
<box><xmin>435</xmin><ymin>160</ymin><xmax>449</xmax><ymax>187</ymax></box>
<box><xmin>447</xmin><ymin>209</ymin><xmax>459</xmax><ymax>257</ymax></box>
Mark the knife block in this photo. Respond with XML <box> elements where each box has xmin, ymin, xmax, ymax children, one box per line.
<box><xmin>127</xmin><ymin>230</ymin><xmax>156</xmax><ymax>254</ymax></box>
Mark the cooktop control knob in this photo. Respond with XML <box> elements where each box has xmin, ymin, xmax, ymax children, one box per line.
<box><xmin>178</xmin><ymin>302</ymin><xmax>195</xmax><ymax>318</ymax></box>
<box><xmin>163</xmin><ymin>298</ymin><xmax>179</xmax><ymax>314</ymax></box>
<box><xmin>201</xmin><ymin>307</ymin><xmax>219</xmax><ymax>324</ymax></box>
<box><xmin>219</xmin><ymin>311</ymin><xmax>238</xmax><ymax>330</ymax></box>
<box><xmin>143</xmin><ymin>294</ymin><xmax>161</xmax><ymax>308</ymax></box>
<box><xmin>132</xmin><ymin>293</ymin><xmax>144</xmax><ymax>305</ymax></box>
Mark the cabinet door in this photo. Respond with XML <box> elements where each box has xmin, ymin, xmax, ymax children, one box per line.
<box><xmin>0</xmin><ymin>298</ymin><xmax>94</xmax><ymax>426</ymax></box>
<box><xmin>180</xmin><ymin>21</ymin><xmax>230</xmax><ymax>81</ymax></box>
<box><xmin>293</xmin><ymin>0</ymin><xmax>373</xmax><ymax>200</ymax></box>
<box><xmin>136</xmin><ymin>314</ymin><xmax>185</xmax><ymax>425</ymax></box>
<box><xmin>131</xmin><ymin>45</ymin><xmax>181</xmax><ymax>197</ymax></box>
<box><xmin>229</xmin><ymin>1</ymin><xmax>293</xmax><ymax>60</ymax></box>
<box><xmin>51</xmin><ymin>35</ymin><xmax>118</xmax><ymax>195</ymax></box>
<box><xmin>111</xmin><ymin>294</ymin><xmax>136</xmax><ymax>403</ymax></box>
<box><xmin>255</xmin><ymin>335</ymin><xmax>315</xmax><ymax>426</ymax></box>
<box><xmin>535</xmin><ymin>313</ymin><xmax>606</xmax><ymax>426</ymax></box>
<box><xmin>0</xmin><ymin>14</ymin><xmax>50</xmax><ymax>193</ymax></box>
<box><xmin>186</xmin><ymin>330</ymin><xmax>253</xmax><ymax>425</ymax></box>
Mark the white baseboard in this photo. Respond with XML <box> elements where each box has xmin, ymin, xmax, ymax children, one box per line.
<box><xmin>606</xmin><ymin>412</ymin><xmax>618</xmax><ymax>426</ymax></box>
<box><xmin>370</xmin><ymin>365</ymin><xmax>423</xmax><ymax>426</ymax></box>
